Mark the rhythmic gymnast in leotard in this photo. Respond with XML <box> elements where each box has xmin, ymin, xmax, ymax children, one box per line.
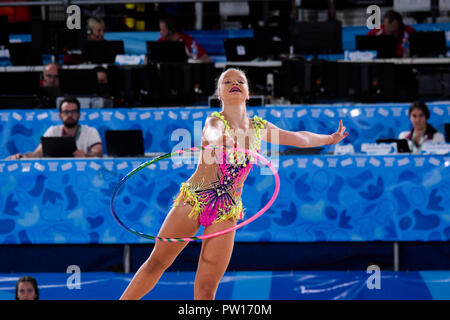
<box><xmin>119</xmin><ymin>68</ymin><xmax>348</xmax><ymax>300</ymax></box>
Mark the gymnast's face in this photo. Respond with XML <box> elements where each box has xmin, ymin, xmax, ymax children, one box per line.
<box><xmin>217</xmin><ymin>69</ymin><xmax>249</xmax><ymax>104</ymax></box>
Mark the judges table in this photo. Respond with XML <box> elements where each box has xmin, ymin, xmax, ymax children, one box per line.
<box><xmin>1</xmin><ymin>154</ymin><xmax>449</xmax><ymax>244</ymax></box>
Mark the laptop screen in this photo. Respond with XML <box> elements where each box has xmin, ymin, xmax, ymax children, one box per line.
<box><xmin>409</xmin><ymin>31</ymin><xmax>447</xmax><ymax>58</ymax></box>
<box><xmin>146</xmin><ymin>41</ymin><xmax>188</xmax><ymax>63</ymax></box>
<box><xmin>41</xmin><ymin>137</ymin><xmax>77</xmax><ymax>157</ymax></box>
<box><xmin>355</xmin><ymin>35</ymin><xmax>396</xmax><ymax>58</ymax></box>
<box><xmin>224</xmin><ymin>38</ymin><xmax>257</xmax><ymax>62</ymax></box>
<box><xmin>105</xmin><ymin>130</ymin><xmax>145</xmax><ymax>157</ymax></box>
<box><xmin>376</xmin><ymin>138</ymin><xmax>411</xmax><ymax>153</ymax></box>
<box><xmin>84</xmin><ymin>40</ymin><xmax>124</xmax><ymax>64</ymax></box>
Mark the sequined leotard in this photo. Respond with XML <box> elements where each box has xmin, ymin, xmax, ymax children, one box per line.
<box><xmin>172</xmin><ymin>111</ymin><xmax>267</xmax><ymax>227</ymax></box>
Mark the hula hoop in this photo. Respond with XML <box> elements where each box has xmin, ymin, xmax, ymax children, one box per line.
<box><xmin>110</xmin><ymin>145</ymin><xmax>280</xmax><ymax>242</ymax></box>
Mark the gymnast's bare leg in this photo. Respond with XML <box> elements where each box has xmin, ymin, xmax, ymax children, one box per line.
<box><xmin>194</xmin><ymin>219</ymin><xmax>237</xmax><ymax>300</ymax></box>
<box><xmin>119</xmin><ymin>205</ymin><xmax>200</xmax><ymax>300</ymax></box>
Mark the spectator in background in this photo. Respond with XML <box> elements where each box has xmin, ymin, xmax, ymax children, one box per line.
<box><xmin>368</xmin><ymin>10</ymin><xmax>415</xmax><ymax>58</ymax></box>
<box><xmin>37</xmin><ymin>62</ymin><xmax>60</xmax><ymax>108</ymax></box>
<box><xmin>94</xmin><ymin>66</ymin><xmax>114</xmax><ymax>107</ymax></box>
<box><xmin>10</xmin><ymin>96</ymin><xmax>103</xmax><ymax>159</ymax></box>
<box><xmin>41</xmin><ymin>62</ymin><xmax>60</xmax><ymax>87</ymax></box>
<box><xmin>398</xmin><ymin>101</ymin><xmax>445</xmax><ymax>153</ymax></box>
<box><xmin>87</xmin><ymin>17</ymin><xmax>105</xmax><ymax>41</ymax></box>
<box><xmin>15</xmin><ymin>276</ymin><xmax>39</xmax><ymax>300</ymax></box>
<box><xmin>158</xmin><ymin>17</ymin><xmax>211</xmax><ymax>62</ymax></box>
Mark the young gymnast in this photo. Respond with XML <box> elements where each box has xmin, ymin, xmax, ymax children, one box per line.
<box><xmin>119</xmin><ymin>68</ymin><xmax>348</xmax><ymax>300</ymax></box>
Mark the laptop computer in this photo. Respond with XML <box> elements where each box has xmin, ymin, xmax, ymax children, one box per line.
<box><xmin>84</xmin><ymin>40</ymin><xmax>124</xmax><ymax>64</ymax></box>
<box><xmin>146</xmin><ymin>41</ymin><xmax>188</xmax><ymax>63</ymax></box>
<box><xmin>8</xmin><ymin>42</ymin><xmax>43</xmax><ymax>66</ymax></box>
<box><xmin>355</xmin><ymin>35</ymin><xmax>397</xmax><ymax>58</ymax></box>
<box><xmin>253</xmin><ymin>26</ymin><xmax>290</xmax><ymax>59</ymax></box>
<box><xmin>224</xmin><ymin>38</ymin><xmax>257</xmax><ymax>62</ymax></box>
<box><xmin>0</xmin><ymin>15</ymin><xmax>8</xmax><ymax>47</ymax></box>
<box><xmin>409</xmin><ymin>31</ymin><xmax>447</xmax><ymax>57</ymax></box>
<box><xmin>376</xmin><ymin>138</ymin><xmax>411</xmax><ymax>153</ymax></box>
<box><xmin>291</xmin><ymin>20</ymin><xmax>342</xmax><ymax>55</ymax></box>
<box><xmin>41</xmin><ymin>136</ymin><xmax>77</xmax><ymax>157</ymax></box>
<box><xmin>445</xmin><ymin>123</ymin><xmax>450</xmax><ymax>143</ymax></box>
<box><xmin>59</xmin><ymin>69</ymin><xmax>98</xmax><ymax>96</ymax></box>
<box><xmin>105</xmin><ymin>130</ymin><xmax>145</xmax><ymax>157</ymax></box>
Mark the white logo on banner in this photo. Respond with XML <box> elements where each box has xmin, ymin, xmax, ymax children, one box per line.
<box><xmin>369</xmin><ymin>157</ymin><xmax>381</xmax><ymax>167</ymax></box>
<box><xmin>12</xmin><ymin>112</ymin><xmax>22</xmax><ymax>121</ymax></box>
<box><xmin>365</xmin><ymin>108</ymin><xmax>375</xmax><ymax>117</ymax></box>
<box><xmin>153</xmin><ymin>111</ymin><xmax>164</xmax><ymax>120</ymax></box>
<box><xmin>355</xmin><ymin>158</ymin><xmax>367</xmax><ymax>167</ymax></box>
<box><xmin>323</xmin><ymin>109</ymin><xmax>335</xmax><ymax>118</ymax></box>
<box><xmin>296</xmin><ymin>158</ymin><xmax>309</xmax><ymax>168</ymax></box>
<box><xmin>397</xmin><ymin>158</ymin><xmax>410</xmax><ymax>166</ymax></box>
<box><xmin>0</xmin><ymin>113</ymin><xmax>9</xmax><ymax>121</ymax></box>
<box><xmin>180</xmin><ymin>111</ymin><xmax>190</xmax><ymax>120</ymax></box>
<box><xmin>139</xmin><ymin>112</ymin><xmax>151</xmax><ymax>120</ymax></box>
<box><xmin>33</xmin><ymin>162</ymin><xmax>45</xmax><ymax>172</ymax></box>
<box><xmin>257</xmin><ymin>109</ymin><xmax>267</xmax><ymax>118</ymax></box>
<box><xmin>101</xmin><ymin>112</ymin><xmax>112</xmax><ymax>121</ymax></box>
<box><xmin>89</xmin><ymin>162</ymin><xmax>101</xmax><ymax>171</ymax></box>
<box><xmin>89</xmin><ymin>112</ymin><xmax>100</xmax><ymax>120</ymax></box>
<box><xmin>168</xmin><ymin>111</ymin><xmax>178</xmax><ymax>120</ymax></box>
<box><xmin>327</xmin><ymin>158</ymin><xmax>338</xmax><ymax>167</ymax></box>
<box><xmin>384</xmin><ymin>157</ymin><xmax>395</xmax><ymax>167</ymax></box>
<box><xmin>75</xmin><ymin>162</ymin><xmax>86</xmax><ymax>171</ymax></box>
<box><xmin>37</xmin><ymin>112</ymin><xmax>48</xmax><ymax>120</ymax></box>
<box><xmin>21</xmin><ymin>163</ymin><xmax>32</xmax><ymax>172</ymax></box>
<box><xmin>283</xmin><ymin>109</ymin><xmax>294</xmax><ymax>118</ymax></box>
<box><xmin>414</xmin><ymin>157</ymin><xmax>425</xmax><ymax>167</ymax></box>
<box><xmin>103</xmin><ymin>162</ymin><xmax>114</xmax><ymax>171</ymax></box>
<box><xmin>282</xmin><ymin>158</ymin><xmax>294</xmax><ymax>168</ymax></box>
<box><xmin>337</xmin><ymin>108</ymin><xmax>348</xmax><ymax>118</ymax></box>
<box><xmin>7</xmin><ymin>163</ymin><xmax>18</xmax><ymax>172</ymax></box>
<box><xmin>296</xmin><ymin>109</ymin><xmax>307</xmax><ymax>118</ymax></box>
<box><xmin>312</xmin><ymin>158</ymin><xmax>324</xmax><ymax>168</ymax></box>
<box><xmin>270</xmin><ymin>109</ymin><xmax>282</xmax><ymax>118</ymax></box>
<box><xmin>429</xmin><ymin>157</ymin><xmax>440</xmax><ymax>166</ymax></box>
<box><xmin>61</xmin><ymin>162</ymin><xmax>73</xmax><ymax>171</ymax></box>
<box><xmin>117</xmin><ymin>162</ymin><xmax>128</xmax><ymax>170</ymax></box>
<box><xmin>377</xmin><ymin>108</ymin><xmax>389</xmax><ymax>117</ymax></box>
<box><xmin>48</xmin><ymin>162</ymin><xmax>59</xmax><ymax>172</ymax></box>
<box><xmin>341</xmin><ymin>158</ymin><xmax>353</xmax><ymax>167</ymax></box>
<box><xmin>311</xmin><ymin>109</ymin><xmax>322</xmax><ymax>118</ymax></box>
<box><xmin>192</xmin><ymin>112</ymin><xmax>203</xmax><ymax>119</ymax></box>
<box><xmin>391</xmin><ymin>108</ymin><xmax>403</xmax><ymax>116</ymax></box>
<box><xmin>159</xmin><ymin>161</ymin><xmax>169</xmax><ymax>170</ymax></box>
<box><xmin>127</xmin><ymin>112</ymin><xmax>138</xmax><ymax>120</ymax></box>
<box><xmin>432</xmin><ymin>107</ymin><xmax>444</xmax><ymax>116</ymax></box>
<box><xmin>114</xmin><ymin>111</ymin><xmax>125</xmax><ymax>120</ymax></box>
<box><xmin>25</xmin><ymin>112</ymin><xmax>35</xmax><ymax>121</ymax></box>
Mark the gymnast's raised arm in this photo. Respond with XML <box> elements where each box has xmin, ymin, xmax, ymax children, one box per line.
<box><xmin>261</xmin><ymin>120</ymin><xmax>349</xmax><ymax>148</ymax></box>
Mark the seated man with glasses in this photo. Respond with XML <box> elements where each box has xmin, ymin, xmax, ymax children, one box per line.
<box><xmin>11</xmin><ymin>96</ymin><xmax>103</xmax><ymax>159</ymax></box>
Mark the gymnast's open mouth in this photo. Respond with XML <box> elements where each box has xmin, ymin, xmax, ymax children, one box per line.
<box><xmin>229</xmin><ymin>86</ymin><xmax>241</xmax><ymax>93</ymax></box>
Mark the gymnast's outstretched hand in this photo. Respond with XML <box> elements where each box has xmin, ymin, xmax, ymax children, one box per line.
<box><xmin>328</xmin><ymin>120</ymin><xmax>349</xmax><ymax>145</ymax></box>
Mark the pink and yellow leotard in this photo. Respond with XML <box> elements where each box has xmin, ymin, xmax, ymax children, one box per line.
<box><xmin>172</xmin><ymin>111</ymin><xmax>267</xmax><ymax>227</ymax></box>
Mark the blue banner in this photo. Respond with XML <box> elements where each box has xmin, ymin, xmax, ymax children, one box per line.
<box><xmin>2</xmin><ymin>103</ymin><xmax>449</xmax><ymax>160</ymax></box>
<box><xmin>0</xmin><ymin>154</ymin><xmax>449</xmax><ymax>244</ymax></box>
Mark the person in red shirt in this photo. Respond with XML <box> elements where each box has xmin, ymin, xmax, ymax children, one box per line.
<box><xmin>158</xmin><ymin>17</ymin><xmax>211</xmax><ymax>62</ymax></box>
<box><xmin>368</xmin><ymin>10</ymin><xmax>415</xmax><ymax>58</ymax></box>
